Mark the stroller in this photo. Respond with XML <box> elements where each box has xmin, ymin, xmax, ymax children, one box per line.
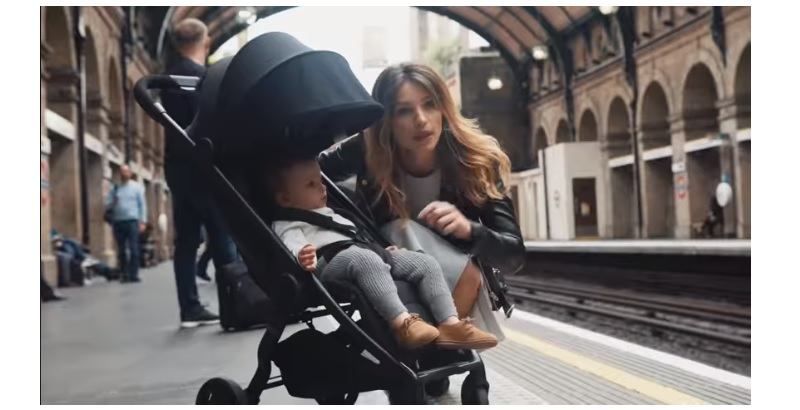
<box><xmin>135</xmin><ymin>32</ymin><xmax>491</xmax><ymax>404</ymax></box>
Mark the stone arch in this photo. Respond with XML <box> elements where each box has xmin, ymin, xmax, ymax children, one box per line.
<box><xmin>84</xmin><ymin>27</ymin><xmax>105</xmax><ymax>139</ymax></box>
<box><xmin>85</xmin><ymin>28</ymin><xmax>103</xmax><ymax>101</ymax></box>
<box><xmin>733</xmin><ymin>42</ymin><xmax>750</xmax><ymax>128</ymax></box>
<box><xmin>107</xmin><ymin>57</ymin><xmax>124</xmax><ymax>150</ymax></box>
<box><xmin>597</xmin><ymin>82</ymin><xmax>633</xmax><ymax>140</ymax></box>
<box><xmin>725</xmin><ymin>37</ymin><xmax>751</xmax><ymax>96</ymax></box>
<box><xmin>681</xmin><ymin>62</ymin><xmax>720</xmax><ymax>141</ymax></box>
<box><xmin>555</xmin><ymin>119</ymin><xmax>570</xmax><ymax>144</ymax></box>
<box><xmin>636</xmin><ymin>68</ymin><xmax>675</xmax><ymax>128</ymax></box>
<box><xmin>676</xmin><ymin>47</ymin><xmax>726</xmax><ymax>111</ymax></box>
<box><xmin>44</xmin><ymin>6</ymin><xmax>77</xmax><ymax>119</ymax></box>
<box><xmin>578</xmin><ymin>108</ymin><xmax>599</xmax><ymax>142</ymax></box>
<box><xmin>575</xmin><ymin>93</ymin><xmax>602</xmax><ymax>136</ymax></box>
<box><xmin>639</xmin><ymin>81</ymin><xmax>671</xmax><ymax>150</ymax></box>
<box><xmin>606</xmin><ymin>96</ymin><xmax>633</xmax><ymax>158</ymax></box>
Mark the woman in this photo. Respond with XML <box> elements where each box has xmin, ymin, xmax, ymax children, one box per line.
<box><xmin>319</xmin><ymin>63</ymin><xmax>524</xmax><ymax>336</ymax></box>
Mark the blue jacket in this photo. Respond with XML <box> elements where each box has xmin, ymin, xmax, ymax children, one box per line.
<box><xmin>105</xmin><ymin>181</ymin><xmax>147</xmax><ymax>223</ymax></box>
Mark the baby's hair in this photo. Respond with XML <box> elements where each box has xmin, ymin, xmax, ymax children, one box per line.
<box><xmin>263</xmin><ymin>150</ymin><xmax>319</xmax><ymax>197</ymax></box>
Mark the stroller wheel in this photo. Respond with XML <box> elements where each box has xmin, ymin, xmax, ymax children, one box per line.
<box><xmin>315</xmin><ymin>392</ymin><xmax>358</xmax><ymax>404</ymax></box>
<box><xmin>196</xmin><ymin>377</ymin><xmax>249</xmax><ymax>405</ymax></box>
<box><xmin>424</xmin><ymin>377</ymin><xmax>450</xmax><ymax>397</ymax></box>
<box><xmin>460</xmin><ymin>372</ymin><xmax>489</xmax><ymax>405</ymax></box>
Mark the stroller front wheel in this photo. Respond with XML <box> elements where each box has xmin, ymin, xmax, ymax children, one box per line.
<box><xmin>196</xmin><ymin>377</ymin><xmax>249</xmax><ymax>405</ymax></box>
<box><xmin>315</xmin><ymin>392</ymin><xmax>359</xmax><ymax>404</ymax></box>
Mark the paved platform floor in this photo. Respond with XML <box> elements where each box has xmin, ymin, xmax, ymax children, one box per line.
<box><xmin>524</xmin><ymin>239</ymin><xmax>750</xmax><ymax>256</ymax></box>
<box><xmin>41</xmin><ymin>262</ymin><xmax>750</xmax><ymax>404</ymax></box>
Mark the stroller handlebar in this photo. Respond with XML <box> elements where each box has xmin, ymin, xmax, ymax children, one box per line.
<box><xmin>133</xmin><ymin>75</ymin><xmax>200</xmax><ymax>127</ymax></box>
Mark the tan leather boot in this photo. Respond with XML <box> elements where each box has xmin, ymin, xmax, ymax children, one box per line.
<box><xmin>393</xmin><ymin>314</ymin><xmax>440</xmax><ymax>350</ymax></box>
<box><xmin>435</xmin><ymin>318</ymin><xmax>498</xmax><ymax>350</ymax></box>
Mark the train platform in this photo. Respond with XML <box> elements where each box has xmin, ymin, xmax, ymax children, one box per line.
<box><xmin>524</xmin><ymin>239</ymin><xmax>751</xmax><ymax>256</ymax></box>
<box><xmin>41</xmin><ymin>262</ymin><xmax>750</xmax><ymax>404</ymax></box>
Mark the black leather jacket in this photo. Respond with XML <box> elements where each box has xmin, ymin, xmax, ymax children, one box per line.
<box><xmin>318</xmin><ymin>134</ymin><xmax>525</xmax><ymax>276</ymax></box>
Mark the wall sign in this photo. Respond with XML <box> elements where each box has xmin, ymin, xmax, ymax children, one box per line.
<box><xmin>674</xmin><ymin>173</ymin><xmax>688</xmax><ymax>200</ymax></box>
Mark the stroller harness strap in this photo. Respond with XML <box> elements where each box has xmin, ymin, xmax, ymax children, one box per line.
<box><xmin>273</xmin><ymin>207</ymin><xmax>393</xmax><ymax>268</ymax></box>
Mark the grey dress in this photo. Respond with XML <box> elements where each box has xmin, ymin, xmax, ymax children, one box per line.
<box><xmin>379</xmin><ymin>168</ymin><xmax>505</xmax><ymax>341</ymax></box>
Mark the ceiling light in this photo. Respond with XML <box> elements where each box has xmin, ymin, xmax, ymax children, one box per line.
<box><xmin>237</xmin><ymin>7</ymin><xmax>257</xmax><ymax>25</ymax></box>
<box><xmin>598</xmin><ymin>6</ymin><xmax>619</xmax><ymax>15</ymax></box>
<box><xmin>487</xmin><ymin>76</ymin><xmax>503</xmax><ymax>91</ymax></box>
<box><xmin>532</xmin><ymin>45</ymin><xmax>549</xmax><ymax>61</ymax></box>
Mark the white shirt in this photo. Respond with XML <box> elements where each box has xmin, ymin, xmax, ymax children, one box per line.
<box><xmin>271</xmin><ymin>207</ymin><xmax>355</xmax><ymax>258</ymax></box>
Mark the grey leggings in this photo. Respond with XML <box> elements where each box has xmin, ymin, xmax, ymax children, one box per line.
<box><xmin>320</xmin><ymin>246</ymin><xmax>457</xmax><ymax>324</ymax></box>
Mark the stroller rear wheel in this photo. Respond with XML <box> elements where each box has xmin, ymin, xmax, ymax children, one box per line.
<box><xmin>196</xmin><ymin>377</ymin><xmax>249</xmax><ymax>405</ymax></box>
<box><xmin>461</xmin><ymin>372</ymin><xmax>489</xmax><ymax>405</ymax></box>
<box><xmin>424</xmin><ymin>377</ymin><xmax>450</xmax><ymax>397</ymax></box>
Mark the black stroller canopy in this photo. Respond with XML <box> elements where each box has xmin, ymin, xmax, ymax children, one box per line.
<box><xmin>185</xmin><ymin>56</ymin><xmax>232</xmax><ymax>145</ymax></box>
<box><xmin>206</xmin><ymin>32</ymin><xmax>384</xmax><ymax>156</ymax></box>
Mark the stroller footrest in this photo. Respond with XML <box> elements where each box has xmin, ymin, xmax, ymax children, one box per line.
<box><xmin>414</xmin><ymin>351</ymin><xmax>483</xmax><ymax>383</ymax></box>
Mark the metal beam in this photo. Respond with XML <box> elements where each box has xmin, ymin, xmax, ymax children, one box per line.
<box><xmin>473</xmin><ymin>7</ymin><xmax>528</xmax><ymax>57</ymax></box>
<box><xmin>616</xmin><ymin>6</ymin><xmax>644</xmax><ymax>239</ymax></box>
<box><xmin>504</xmin><ymin>6</ymin><xmax>546</xmax><ymax>43</ymax></box>
<box><xmin>525</xmin><ymin>6</ymin><xmax>576</xmax><ymax>142</ymax></box>
<box><xmin>711</xmin><ymin>6</ymin><xmax>727</xmax><ymax>66</ymax></box>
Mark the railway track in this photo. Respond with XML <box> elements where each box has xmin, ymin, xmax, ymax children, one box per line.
<box><xmin>505</xmin><ymin>277</ymin><xmax>751</xmax><ymax>347</ymax></box>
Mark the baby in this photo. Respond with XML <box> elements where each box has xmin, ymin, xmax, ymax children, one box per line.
<box><xmin>267</xmin><ymin>156</ymin><xmax>497</xmax><ymax>350</ymax></box>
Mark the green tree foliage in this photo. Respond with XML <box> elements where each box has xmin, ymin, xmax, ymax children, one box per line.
<box><xmin>422</xmin><ymin>38</ymin><xmax>463</xmax><ymax>79</ymax></box>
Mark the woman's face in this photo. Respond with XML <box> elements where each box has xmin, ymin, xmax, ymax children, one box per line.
<box><xmin>390</xmin><ymin>81</ymin><xmax>443</xmax><ymax>155</ymax></box>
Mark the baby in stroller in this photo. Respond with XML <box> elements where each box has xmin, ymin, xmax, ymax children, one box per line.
<box><xmin>267</xmin><ymin>153</ymin><xmax>498</xmax><ymax>351</ymax></box>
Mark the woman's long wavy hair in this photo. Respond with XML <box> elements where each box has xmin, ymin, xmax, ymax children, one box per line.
<box><xmin>365</xmin><ymin>63</ymin><xmax>512</xmax><ymax>220</ymax></box>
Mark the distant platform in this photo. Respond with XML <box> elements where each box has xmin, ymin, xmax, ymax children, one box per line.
<box><xmin>524</xmin><ymin>240</ymin><xmax>751</xmax><ymax>257</ymax></box>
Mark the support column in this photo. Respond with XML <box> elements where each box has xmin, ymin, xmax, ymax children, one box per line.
<box><xmin>669</xmin><ymin>114</ymin><xmax>691</xmax><ymax>239</ymax></box>
<box><xmin>719</xmin><ymin>97</ymin><xmax>749</xmax><ymax>238</ymax></box>
<box><xmin>87</xmin><ymin>98</ymin><xmax>116</xmax><ymax>264</ymax></box>
<box><xmin>46</xmin><ymin>69</ymin><xmax>83</xmax><ymax>241</ymax></box>
<box><xmin>598</xmin><ymin>141</ymin><xmax>614</xmax><ymax>238</ymax></box>
<box><xmin>637</xmin><ymin>129</ymin><xmax>675</xmax><ymax>239</ymax></box>
<box><xmin>41</xmin><ymin>43</ymin><xmax>57</xmax><ymax>285</ymax></box>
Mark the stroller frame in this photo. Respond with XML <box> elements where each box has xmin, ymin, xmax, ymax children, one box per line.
<box><xmin>134</xmin><ymin>74</ymin><xmax>491</xmax><ymax>405</ymax></box>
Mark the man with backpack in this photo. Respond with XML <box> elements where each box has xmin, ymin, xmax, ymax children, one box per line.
<box><xmin>105</xmin><ymin>164</ymin><xmax>147</xmax><ymax>283</ymax></box>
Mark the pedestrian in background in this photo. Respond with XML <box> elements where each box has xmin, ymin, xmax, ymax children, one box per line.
<box><xmin>105</xmin><ymin>164</ymin><xmax>147</xmax><ymax>283</ymax></box>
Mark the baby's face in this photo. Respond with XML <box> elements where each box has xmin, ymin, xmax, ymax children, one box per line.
<box><xmin>275</xmin><ymin>160</ymin><xmax>328</xmax><ymax>210</ymax></box>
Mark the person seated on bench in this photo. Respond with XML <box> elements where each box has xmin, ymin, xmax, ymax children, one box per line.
<box><xmin>267</xmin><ymin>155</ymin><xmax>498</xmax><ymax>351</ymax></box>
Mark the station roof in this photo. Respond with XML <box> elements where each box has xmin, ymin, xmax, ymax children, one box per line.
<box><xmin>164</xmin><ymin>6</ymin><xmax>598</xmax><ymax>72</ymax></box>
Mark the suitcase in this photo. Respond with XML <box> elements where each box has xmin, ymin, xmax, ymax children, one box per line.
<box><xmin>215</xmin><ymin>261</ymin><xmax>272</xmax><ymax>331</ymax></box>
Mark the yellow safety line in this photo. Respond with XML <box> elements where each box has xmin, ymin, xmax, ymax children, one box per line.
<box><xmin>501</xmin><ymin>326</ymin><xmax>709</xmax><ymax>405</ymax></box>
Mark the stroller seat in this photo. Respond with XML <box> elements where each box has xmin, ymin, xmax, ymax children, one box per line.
<box><xmin>135</xmin><ymin>32</ymin><xmax>491</xmax><ymax>405</ymax></box>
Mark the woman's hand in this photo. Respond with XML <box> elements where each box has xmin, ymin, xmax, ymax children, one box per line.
<box><xmin>298</xmin><ymin>244</ymin><xmax>318</xmax><ymax>272</ymax></box>
<box><xmin>385</xmin><ymin>245</ymin><xmax>400</xmax><ymax>251</ymax></box>
<box><xmin>418</xmin><ymin>201</ymin><xmax>472</xmax><ymax>240</ymax></box>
